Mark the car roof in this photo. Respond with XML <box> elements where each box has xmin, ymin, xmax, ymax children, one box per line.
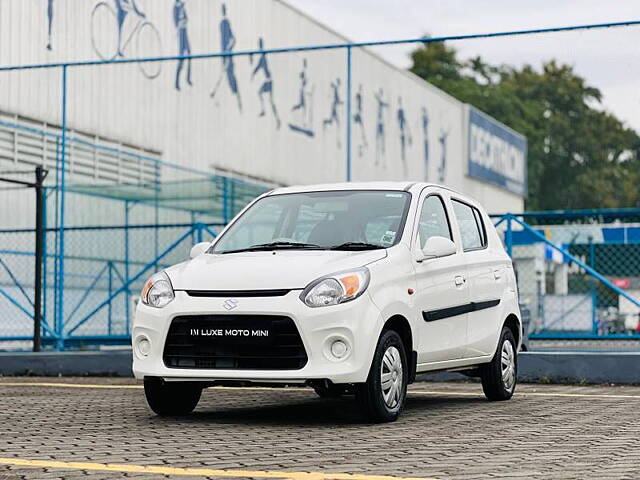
<box><xmin>268</xmin><ymin>181</ymin><xmax>463</xmax><ymax>196</ymax></box>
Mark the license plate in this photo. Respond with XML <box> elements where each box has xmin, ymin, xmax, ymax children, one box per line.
<box><xmin>187</xmin><ymin>324</ymin><xmax>272</xmax><ymax>345</ymax></box>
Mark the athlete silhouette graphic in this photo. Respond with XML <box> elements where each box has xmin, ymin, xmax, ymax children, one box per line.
<box><xmin>173</xmin><ymin>0</ymin><xmax>192</xmax><ymax>91</ymax></box>
<box><xmin>353</xmin><ymin>84</ymin><xmax>368</xmax><ymax>156</ymax></box>
<box><xmin>252</xmin><ymin>38</ymin><xmax>281</xmax><ymax>129</ymax></box>
<box><xmin>374</xmin><ymin>88</ymin><xmax>389</xmax><ymax>167</ymax></box>
<box><xmin>397</xmin><ymin>97</ymin><xmax>412</xmax><ymax>174</ymax></box>
<box><xmin>323</xmin><ymin>78</ymin><xmax>343</xmax><ymax>148</ymax></box>
<box><xmin>210</xmin><ymin>4</ymin><xmax>242</xmax><ymax>111</ymax></box>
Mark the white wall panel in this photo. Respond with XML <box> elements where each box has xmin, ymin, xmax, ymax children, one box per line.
<box><xmin>0</xmin><ymin>0</ymin><xmax>524</xmax><ymax>213</ymax></box>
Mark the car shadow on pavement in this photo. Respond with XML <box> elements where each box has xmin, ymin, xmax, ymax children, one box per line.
<box><xmin>148</xmin><ymin>392</ymin><xmax>485</xmax><ymax>426</ymax></box>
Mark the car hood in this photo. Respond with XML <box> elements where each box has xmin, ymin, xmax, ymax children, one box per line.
<box><xmin>166</xmin><ymin>249</ymin><xmax>387</xmax><ymax>291</ymax></box>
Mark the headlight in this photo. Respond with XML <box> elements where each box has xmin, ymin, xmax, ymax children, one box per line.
<box><xmin>300</xmin><ymin>267</ymin><xmax>370</xmax><ymax>308</ymax></box>
<box><xmin>140</xmin><ymin>271</ymin><xmax>174</xmax><ymax>308</ymax></box>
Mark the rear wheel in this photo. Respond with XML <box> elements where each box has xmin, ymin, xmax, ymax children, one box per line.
<box><xmin>356</xmin><ymin>330</ymin><xmax>408</xmax><ymax>423</ymax></box>
<box><xmin>144</xmin><ymin>378</ymin><xmax>202</xmax><ymax>416</ymax></box>
<box><xmin>480</xmin><ymin>327</ymin><xmax>517</xmax><ymax>401</ymax></box>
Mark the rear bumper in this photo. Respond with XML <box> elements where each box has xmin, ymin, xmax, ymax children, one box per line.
<box><xmin>132</xmin><ymin>290</ymin><xmax>383</xmax><ymax>384</ymax></box>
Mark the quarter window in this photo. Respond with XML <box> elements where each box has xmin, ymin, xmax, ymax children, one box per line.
<box><xmin>417</xmin><ymin>195</ymin><xmax>452</xmax><ymax>249</ymax></box>
<box><xmin>452</xmin><ymin>200</ymin><xmax>486</xmax><ymax>251</ymax></box>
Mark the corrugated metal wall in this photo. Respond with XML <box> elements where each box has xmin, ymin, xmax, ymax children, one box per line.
<box><xmin>0</xmin><ymin>0</ymin><xmax>524</xmax><ymax>214</ymax></box>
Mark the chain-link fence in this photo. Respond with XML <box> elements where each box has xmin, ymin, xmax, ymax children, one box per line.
<box><xmin>0</xmin><ymin>221</ymin><xmax>226</xmax><ymax>350</ymax></box>
<box><xmin>0</xmin><ymin>229</ymin><xmax>36</xmax><ymax>348</ymax></box>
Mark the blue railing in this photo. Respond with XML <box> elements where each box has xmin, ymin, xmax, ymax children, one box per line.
<box><xmin>492</xmin><ymin>211</ymin><xmax>640</xmax><ymax>340</ymax></box>
<box><xmin>0</xmin><ymin>222</ymin><xmax>220</xmax><ymax>349</ymax></box>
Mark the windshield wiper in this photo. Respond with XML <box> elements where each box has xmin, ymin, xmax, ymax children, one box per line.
<box><xmin>220</xmin><ymin>241</ymin><xmax>324</xmax><ymax>254</ymax></box>
<box><xmin>329</xmin><ymin>242</ymin><xmax>385</xmax><ymax>251</ymax></box>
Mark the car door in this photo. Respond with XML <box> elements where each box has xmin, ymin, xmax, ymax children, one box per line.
<box><xmin>413</xmin><ymin>191</ymin><xmax>470</xmax><ymax>364</ymax></box>
<box><xmin>450</xmin><ymin>199</ymin><xmax>505</xmax><ymax>357</ymax></box>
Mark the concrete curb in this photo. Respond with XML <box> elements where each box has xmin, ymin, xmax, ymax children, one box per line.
<box><xmin>418</xmin><ymin>352</ymin><xmax>640</xmax><ymax>385</ymax></box>
<box><xmin>0</xmin><ymin>350</ymin><xmax>133</xmax><ymax>377</ymax></box>
<box><xmin>0</xmin><ymin>350</ymin><xmax>638</xmax><ymax>384</ymax></box>
<box><xmin>418</xmin><ymin>351</ymin><xmax>640</xmax><ymax>384</ymax></box>
<box><xmin>517</xmin><ymin>351</ymin><xmax>640</xmax><ymax>384</ymax></box>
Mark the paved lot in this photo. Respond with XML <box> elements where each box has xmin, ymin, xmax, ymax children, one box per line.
<box><xmin>0</xmin><ymin>378</ymin><xmax>639</xmax><ymax>480</ymax></box>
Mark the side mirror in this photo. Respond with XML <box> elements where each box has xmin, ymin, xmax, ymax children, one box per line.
<box><xmin>190</xmin><ymin>242</ymin><xmax>210</xmax><ymax>259</ymax></box>
<box><xmin>417</xmin><ymin>236</ymin><xmax>457</xmax><ymax>262</ymax></box>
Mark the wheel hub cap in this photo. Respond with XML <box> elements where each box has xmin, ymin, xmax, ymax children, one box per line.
<box><xmin>380</xmin><ymin>346</ymin><xmax>403</xmax><ymax>409</ymax></box>
<box><xmin>501</xmin><ymin>339</ymin><xmax>516</xmax><ymax>392</ymax></box>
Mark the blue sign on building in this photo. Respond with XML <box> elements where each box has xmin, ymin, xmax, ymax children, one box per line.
<box><xmin>467</xmin><ymin>107</ymin><xmax>527</xmax><ymax>197</ymax></box>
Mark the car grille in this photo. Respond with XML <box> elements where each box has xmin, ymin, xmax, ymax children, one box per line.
<box><xmin>185</xmin><ymin>289</ymin><xmax>291</xmax><ymax>297</ymax></box>
<box><xmin>163</xmin><ymin>315</ymin><xmax>308</xmax><ymax>370</ymax></box>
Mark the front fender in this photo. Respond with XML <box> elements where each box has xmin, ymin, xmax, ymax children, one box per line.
<box><xmin>366</xmin><ymin>246</ymin><xmax>418</xmax><ymax>352</ymax></box>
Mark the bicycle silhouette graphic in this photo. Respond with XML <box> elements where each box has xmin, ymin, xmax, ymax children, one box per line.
<box><xmin>91</xmin><ymin>0</ymin><xmax>162</xmax><ymax>79</ymax></box>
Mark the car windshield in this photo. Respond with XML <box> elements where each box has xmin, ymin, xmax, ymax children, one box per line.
<box><xmin>213</xmin><ymin>190</ymin><xmax>411</xmax><ymax>254</ymax></box>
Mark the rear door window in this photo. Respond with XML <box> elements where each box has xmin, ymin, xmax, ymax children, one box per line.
<box><xmin>452</xmin><ymin>200</ymin><xmax>486</xmax><ymax>251</ymax></box>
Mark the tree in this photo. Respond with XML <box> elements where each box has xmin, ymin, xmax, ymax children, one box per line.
<box><xmin>410</xmin><ymin>41</ymin><xmax>640</xmax><ymax>210</ymax></box>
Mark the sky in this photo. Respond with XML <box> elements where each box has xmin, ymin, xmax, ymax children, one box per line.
<box><xmin>287</xmin><ymin>0</ymin><xmax>640</xmax><ymax>131</ymax></box>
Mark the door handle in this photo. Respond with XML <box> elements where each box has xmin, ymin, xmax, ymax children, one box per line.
<box><xmin>454</xmin><ymin>275</ymin><xmax>465</xmax><ymax>286</ymax></box>
<box><xmin>493</xmin><ymin>269</ymin><xmax>502</xmax><ymax>280</ymax></box>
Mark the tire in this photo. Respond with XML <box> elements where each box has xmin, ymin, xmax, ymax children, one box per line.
<box><xmin>355</xmin><ymin>330</ymin><xmax>408</xmax><ymax>423</ymax></box>
<box><xmin>480</xmin><ymin>326</ymin><xmax>517</xmax><ymax>401</ymax></box>
<box><xmin>313</xmin><ymin>381</ymin><xmax>348</xmax><ymax>398</ymax></box>
<box><xmin>144</xmin><ymin>378</ymin><xmax>202</xmax><ymax>416</ymax></box>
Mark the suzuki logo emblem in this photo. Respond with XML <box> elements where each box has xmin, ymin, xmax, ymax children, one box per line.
<box><xmin>223</xmin><ymin>298</ymin><xmax>239</xmax><ymax>311</ymax></box>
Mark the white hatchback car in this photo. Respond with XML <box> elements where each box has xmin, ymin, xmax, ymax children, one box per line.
<box><xmin>133</xmin><ymin>182</ymin><xmax>521</xmax><ymax>422</ymax></box>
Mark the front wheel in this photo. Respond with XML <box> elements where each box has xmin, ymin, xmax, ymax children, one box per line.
<box><xmin>144</xmin><ymin>378</ymin><xmax>202</xmax><ymax>416</ymax></box>
<box><xmin>480</xmin><ymin>326</ymin><xmax>517</xmax><ymax>401</ymax></box>
<box><xmin>355</xmin><ymin>330</ymin><xmax>408</xmax><ymax>423</ymax></box>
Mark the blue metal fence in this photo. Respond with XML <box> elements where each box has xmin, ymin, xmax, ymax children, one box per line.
<box><xmin>0</xmin><ymin>221</ymin><xmax>222</xmax><ymax>349</ymax></box>
<box><xmin>493</xmin><ymin>210</ymin><xmax>640</xmax><ymax>341</ymax></box>
<box><xmin>2</xmin><ymin>208</ymin><xmax>640</xmax><ymax>350</ymax></box>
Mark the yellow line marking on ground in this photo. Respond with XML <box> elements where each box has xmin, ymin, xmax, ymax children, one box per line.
<box><xmin>2</xmin><ymin>382</ymin><xmax>640</xmax><ymax>399</ymax></box>
<box><xmin>0</xmin><ymin>382</ymin><xmax>142</xmax><ymax>389</ymax></box>
<box><xmin>410</xmin><ymin>390</ymin><xmax>640</xmax><ymax>399</ymax></box>
<box><xmin>0</xmin><ymin>382</ymin><xmax>293</xmax><ymax>391</ymax></box>
<box><xmin>0</xmin><ymin>457</ymin><xmax>438</xmax><ymax>480</ymax></box>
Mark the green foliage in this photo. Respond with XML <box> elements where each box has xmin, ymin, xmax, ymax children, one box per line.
<box><xmin>410</xmin><ymin>41</ymin><xmax>640</xmax><ymax>210</ymax></box>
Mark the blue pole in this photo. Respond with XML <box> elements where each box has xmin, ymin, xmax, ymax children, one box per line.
<box><xmin>52</xmin><ymin>142</ymin><xmax>60</xmax><ymax>343</ymax></box>
<box><xmin>190</xmin><ymin>211</ymin><xmax>196</xmax><ymax>245</ymax></box>
<box><xmin>346</xmin><ymin>46</ymin><xmax>352</xmax><ymax>182</ymax></box>
<box><xmin>230</xmin><ymin>179</ymin><xmax>236</xmax><ymax>218</ymax></box>
<box><xmin>124</xmin><ymin>201</ymin><xmax>130</xmax><ymax>335</ymax></box>
<box><xmin>42</xmin><ymin>187</ymin><xmax>48</xmax><ymax>335</ymax></box>
<box><xmin>506</xmin><ymin>214</ymin><xmax>513</xmax><ymax>258</ymax></box>
<box><xmin>589</xmin><ymin>240</ymin><xmax>598</xmax><ymax>334</ymax></box>
<box><xmin>222</xmin><ymin>178</ymin><xmax>229</xmax><ymax>223</ymax></box>
<box><xmin>2</xmin><ymin>19</ymin><xmax>640</xmax><ymax>72</ymax></box>
<box><xmin>57</xmin><ymin>65</ymin><xmax>67</xmax><ymax>351</ymax></box>
<box><xmin>108</xmin><ymin>262</ymin><xmax>113</xmax><ymax>336</ymax></box>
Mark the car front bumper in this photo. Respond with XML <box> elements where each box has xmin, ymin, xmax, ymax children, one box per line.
<box><xmin>132</xmin><ymin>290</ymin><xmax>383</xmax><ymax>384</ymax></box>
